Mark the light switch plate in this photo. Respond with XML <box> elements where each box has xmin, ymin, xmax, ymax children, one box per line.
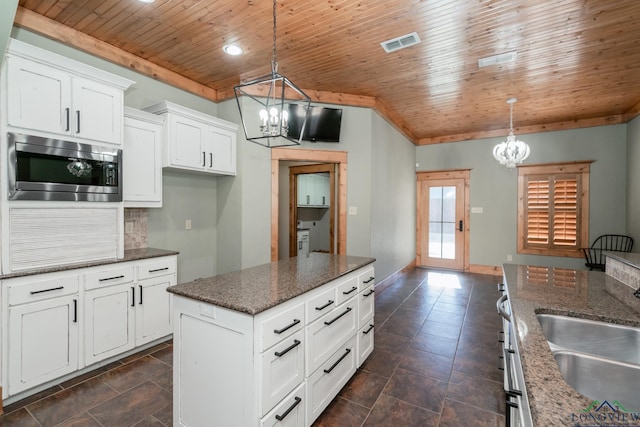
<box><xmin>348</xmin><ymin>206</ymin><xmax>357</xmax><ymax>215</ymax></box>
<box><xmin>471</xmin><ymin>207</ymin><xmax>484</xmax><ymax>214</ymax></box>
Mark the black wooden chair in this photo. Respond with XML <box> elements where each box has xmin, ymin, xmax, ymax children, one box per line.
<box><xmin>582</xmin><ymin>234</ymin><xmax>634</xmax><ymax>271</ymax></box>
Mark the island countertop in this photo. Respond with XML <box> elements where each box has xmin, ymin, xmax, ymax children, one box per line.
<box><xmin>503</xmin><ymin>264</ymin><xmax>640</xmax><ymax>426</ymax></box>
<box><xmin>167</xmin><ymin>253</ymin><xmax>376</xmax><ymax>315</ymax></box>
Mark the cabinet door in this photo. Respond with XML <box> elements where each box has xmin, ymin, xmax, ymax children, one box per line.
<box><xmin>71</xmin><ymin>76</ymin><xmax>124</xmax><ymax>145</ymax></box>
<box><xmin>7</xmin><ymin>56</ymin><xmax>70</xmax><ymax>135</ymax></box>
<box><xmin>206</xmin><ymin>126</ymin><xmax>236</xmax><ymax>175</ymax></box>
<box><xmin>85</xmin><ymin>284</ymin><xmax>135</xmax><ymax>366</ymax></box>
<box><xmin>124</xmin><ymin>116</ymin><xmax>163</xmax><ymax>207</ymax></box>
<box><xmin>8</xmin><ymin>295</ymin><xmax>79</xmax><ymax>394</ymax></box>
<box><xmin>317</xmin><ymin>174</ymin><xmax>330</xmax><ymax>207</ymax></box>
<box><xmin>135</xmin><ymin>275</ymin><xmax>174</xmax><ymax>346</ymax></box>
<box><xmin>297</xmin><ymin>175</ymin><xmax>310</xmax><ymax>206</ymax></box>
<box><xmin>167</xmin><ymin>115</ymin><xmax>206</xmax><ymax>171</ymax></box>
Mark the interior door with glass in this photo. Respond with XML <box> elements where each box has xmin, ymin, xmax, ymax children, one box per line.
<box><xmin>419</xmin><ymin>178</ymin><xmax>465</xmax><ymax>270</ymax></box>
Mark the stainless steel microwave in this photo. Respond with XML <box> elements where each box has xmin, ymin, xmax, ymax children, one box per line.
<box><xmin>7</xmin><ymin>132</ymin><xmax>122</xmax><ymax>202</ymax></box>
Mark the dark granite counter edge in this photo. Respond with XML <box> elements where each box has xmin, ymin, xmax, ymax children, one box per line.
<box><xmin>0</xmin><ymin>247</ymin><xmax>179</xmax><ymax>280</ymax></box>
<box><xmin>168</xmin><ymin>257</ymin><xmax>376</xmax><ymax>316</ymax></box>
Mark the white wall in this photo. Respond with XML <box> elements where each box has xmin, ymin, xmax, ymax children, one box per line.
<box><xmin>416</xmin><ymin>124</ymin><xmax>628</xmax><ymax>269</ymax></box>
<box><xmin>0</xmin><ymin>0</ymin><xmax>17</xmax><ymax>67</ymax></box>
<box><xmin>370</xmin><ymin>113</ymin><xmax>416</xmax><ymax>280</ymax></box>
<box><xmin>626</xmin><ymin>116</ymin><xmax>640</xmax><ymax>241</ymax></box>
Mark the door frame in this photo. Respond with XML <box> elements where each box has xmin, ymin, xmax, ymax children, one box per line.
<box><xmin>416</xmin><ymin>169</ymin><xmax>471</xmax><ymax>271</ymax></box>
<box><xmin>271</xmin><ymin>148</ymin><xmax>348</xmax><ymax>261</ymax></box>
<box><xmin>289</xmin><ymin>164</ymin><xmax>336</xmax><ymax>257</ymax></box>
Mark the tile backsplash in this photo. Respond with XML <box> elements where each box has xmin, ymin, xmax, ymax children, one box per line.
<box><xmin>124</xmin><ymin>208</ymin><xmax>148</xmax><ymax>250</ymax></box>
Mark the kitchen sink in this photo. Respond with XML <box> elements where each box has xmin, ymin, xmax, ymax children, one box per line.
<box><xmin>537</xmin><ymin>314</ymin><xmax>640</xmax><ymax>365</ymax></box>
<box><xmin>554</xmin><ymin>351</ymin><xmax>640</xmax><ymax>411</ymax></box>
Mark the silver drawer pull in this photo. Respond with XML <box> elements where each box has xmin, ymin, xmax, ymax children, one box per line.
<box><xmin>324</xmin><ymin>307</ymin><xmax>352</xmax><ymax>325</ymax></box>
<box><xmin>324</xmin><ymin>348</ymin><xmax>351</xmax><ymax>374</ymax></box>
<box><xmin>274</xmin><ymin>339</ymin><xmax>301</xmax><ymax>357</ymax></box>
<box><xmin>30</xmin><ymin>286</ymin><xmax>64</xmax><ymax>295</ymax></box>
<box><xmin>275</xmin><ymin>397</ymin><xmax>302</xmax><ymax>421</ymax></box>
<box><xmin>274</xmin><ymin>318</ymin><xmax>300</xmax><ymax>334</ymax></box>
<box><xmin>148</xmin><ymin>267</ymin><xmax>169</xmax><ymax>273</ymax></box>
<box><xmin>363</xmin><ymin>289</ymin><xmax>375</xmax><ymax>297</ymax></box>
<box><xmin>342</xmin><ymin>286</ymin><xmax>357</xmax><ymax>295</ymax></box>
<box><xmin>99</xmin><ymin>275</ymin><xmax>125</xmax><ymax>282</ymax></box>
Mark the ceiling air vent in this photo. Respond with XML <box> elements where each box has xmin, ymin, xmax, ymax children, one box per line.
<box><xmin>380</xmin><ymin>32</ymin><xmax>421</xmax><ymax>53</ymax></box>
<box><xmin>478</xmin><ymin>51</ymin><xmax>518</xmax><ymax>68</ymax></box>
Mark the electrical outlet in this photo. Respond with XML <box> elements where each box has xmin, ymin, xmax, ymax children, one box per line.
<box><xmin>185</xmin><ymin>219</ymin><xmax>192</xmax><ymax>230</ymax></box>
<box><xmin>348</xmin><ymin>206</ymin><xmax>357</xmax><ymax>215</ymax></box>
<box><xmin>507</xmin><ymin>254</ymin><xmax>513</xmax><ymax>262</ymax></box>
<box><xmin>125</xmin><ymin>221</ymin><xmax>134</xmax><ymax>234</ymax></box>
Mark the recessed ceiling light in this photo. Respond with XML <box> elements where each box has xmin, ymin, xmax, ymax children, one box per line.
<box><xmin>223</xmin><ymin>45</ymin><xmax>243</xmax><ymax>56</ymax></box>
<box><xmin>137</xmin><ymin>0</ymin><xmax>155</xmax><ymax>3</ymax></box>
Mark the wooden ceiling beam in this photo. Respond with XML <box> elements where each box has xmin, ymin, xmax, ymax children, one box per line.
<box><xmin>417</xmin><ymin>115</ymin><xmax>626</xmax><ymax>145</ymax></box>
<box><xmin>13</xmin><ymin>7</ymin><xmax>219</xmax><ymax>102</ymax></box>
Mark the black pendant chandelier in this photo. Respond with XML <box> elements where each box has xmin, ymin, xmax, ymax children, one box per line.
<box><xmin>234</xmin><ymin>0</ymin><xmax>311</xmax><ymax>148</ymax></box>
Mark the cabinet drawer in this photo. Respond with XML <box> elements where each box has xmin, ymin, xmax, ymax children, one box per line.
<box><xmin>335</xmin><ymin>275</ymin><xmax>358</xmax><ymax>306</ymax></box>
<box><xmin>306</xmin><ymin>337</ymin><xmax>357</xmax><ymax>426</ymax></box>
<box><xmin>7</xmin><ymin>273</ymin><xmax>80</xmax><ymax>306</ymax></box>
<box><xmin>259</xmin><ymin>303</ymin><xmax>305</xmax><ymax>351</ymax></box>
<box><xmin>85</xmin><ymin>265</ymin><xmax>134</xmax><ymax>290</ymax></box>
<box><xmin>260</xmin><ymin>330</ymin><xmax>304</xmax><ymax>417</ymax></box>
<box><xmin>358</xmin><ymin>284</ymin><xmax>375</xmax><ymax>329</ymax></box>
<box><xmin>359</xmin><ymin>266</ymin><xmax>375</xmax><ymax>289</ymax></box>
<box><xmin>137</xmin><ymin>257</ymin><xmax>176</xmax><ymax>280</ymax></box>
<box><xmin>357</xmin><ymin>320</ymin><xmax>375</xmax><ymax>367</ymax></box>
<box><xmin>305</xmin><ymin>286</ymin><xmax>336</xmax><ymax>325</ymax></box>
<box><xmin>306</xmin><ymin>301</ymin><xmax>357</xmax><ymax>375</ymax></box>
<box><xmin>261</xmin><ymin>383</ymin><xmax>305</xmax><ymax>427</ymax></box>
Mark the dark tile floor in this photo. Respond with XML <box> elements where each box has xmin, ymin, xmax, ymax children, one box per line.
<box><xmin>313</xmin><ymin>268</ymin><xmax>506</xmax><ymax>427</ymax></box>
<box><xmin>0</xmin><ymin>268</ymin><xmax>505</xmax><ymax>427</ymax></box>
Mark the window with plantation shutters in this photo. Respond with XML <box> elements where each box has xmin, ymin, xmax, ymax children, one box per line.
<box><xmin>517</xmin><ymin>162</ymin><xmax>591</xmax><ymax>257</ymax></box>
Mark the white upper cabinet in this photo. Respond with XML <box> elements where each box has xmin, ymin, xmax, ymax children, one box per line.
<box><xmin>123</xmin><ymin>107</ymin><xmax>163</xmax><ymax>208</ymax></box>
<box><xmin>297</xmin><ymin>174</ymin><xmax>330</xmax><ymax>208</ymax></box>
<box><xmin>3</xmin><ymin>39</ymin><xmax>134</xmax><ymax>146</ymax></box>
<box><xmin>143</xmin><ymin>101</ymin><xmax>238</xmax><ymax>176</ymax></box>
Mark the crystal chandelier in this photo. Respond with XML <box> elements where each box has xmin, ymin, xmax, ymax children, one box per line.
<box><xmin>234</xmin><ymin>0</ymin><xmax>310</xmax><ymax>148</ymax></box>
<box><xmin>493</xmin><ymin>98</ymin><xmax>530</xmax><ymax>168</ymax></box>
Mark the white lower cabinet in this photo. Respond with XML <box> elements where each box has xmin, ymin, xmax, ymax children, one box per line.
<box><xmin>262</xmin><ymin>383</ymin><xmax>306</xmax><ymax>427</ymax></box>
<box><xmin>5</xmin><ymin>272</ymin><xmax>81</xmax><ymax>395</ymax></box>
<box><xmin>173</xmin><ymin>264</ymin><xmax>375</xmax><ymax>427</ymax></box>
<box><xmin>84</xmin><ymin>282</ymin><xmax>135</xmax><ymax>366</ymax></box>
<box><xmin>2</xmin><ymin>255</ymin><xmax>176</xmax><ymax>401</ymax></box>
<box><xmin>306</xmin><ymin>337</ymin><xmax>357</xmax><ymax>425</ymax></box>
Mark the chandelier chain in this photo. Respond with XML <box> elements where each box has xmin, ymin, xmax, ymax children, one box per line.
<box><xmin>271</xmin><ymin>0</ymin><xmax>277</xmax><ymax>74</ymax></box>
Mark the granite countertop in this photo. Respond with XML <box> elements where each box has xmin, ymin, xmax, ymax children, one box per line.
<box><xmin>167</xmin><ymin>253</ymin><xmax>375</xmax><ymax>315</ymax></box>
<box><xmin>0</xmin><ymin>247</ymin><xmax>179</xmax><ymax>280</ymax></box>
<box><xmin>502</xmin><ymin>264</ymin><xmax>640</xmax><ymax>426</ymax></box>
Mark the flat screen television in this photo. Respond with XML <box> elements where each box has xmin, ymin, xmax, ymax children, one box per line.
<box><xmin>287</xmin><ymin>104</ymin><xmax>342</xmax><ymax>142</ymax></box>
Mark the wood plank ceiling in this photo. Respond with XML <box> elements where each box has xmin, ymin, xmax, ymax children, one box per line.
<box><xmin>13</xmin><ymin>0</ymin><xmax>640</xmax><ymax>145</ymax></box>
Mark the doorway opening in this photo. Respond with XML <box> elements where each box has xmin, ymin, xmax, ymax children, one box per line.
<box><xmin>289</xmin><ymin>164</ymin><xmax>336</xmax><ymax>257</ymax></box>
<box><xmin>416</xmin><ymin>170</ymin><xmax>470</xmax><ymax>271</ymax></box>
<box><xmin>270</xmin><ymin>148</ymin><xmax>348</xmax><ymax>261</ymax></box>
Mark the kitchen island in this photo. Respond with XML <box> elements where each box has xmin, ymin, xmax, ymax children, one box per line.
<box><xmin>167</xmin><ymin>253</ymin><xmax>376</xmax><ymax>427</ymax></box>
<box><xmin>502</xmin><ymin>264</ymin><xmax>640</xmax><ymax>426</ymax></box>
